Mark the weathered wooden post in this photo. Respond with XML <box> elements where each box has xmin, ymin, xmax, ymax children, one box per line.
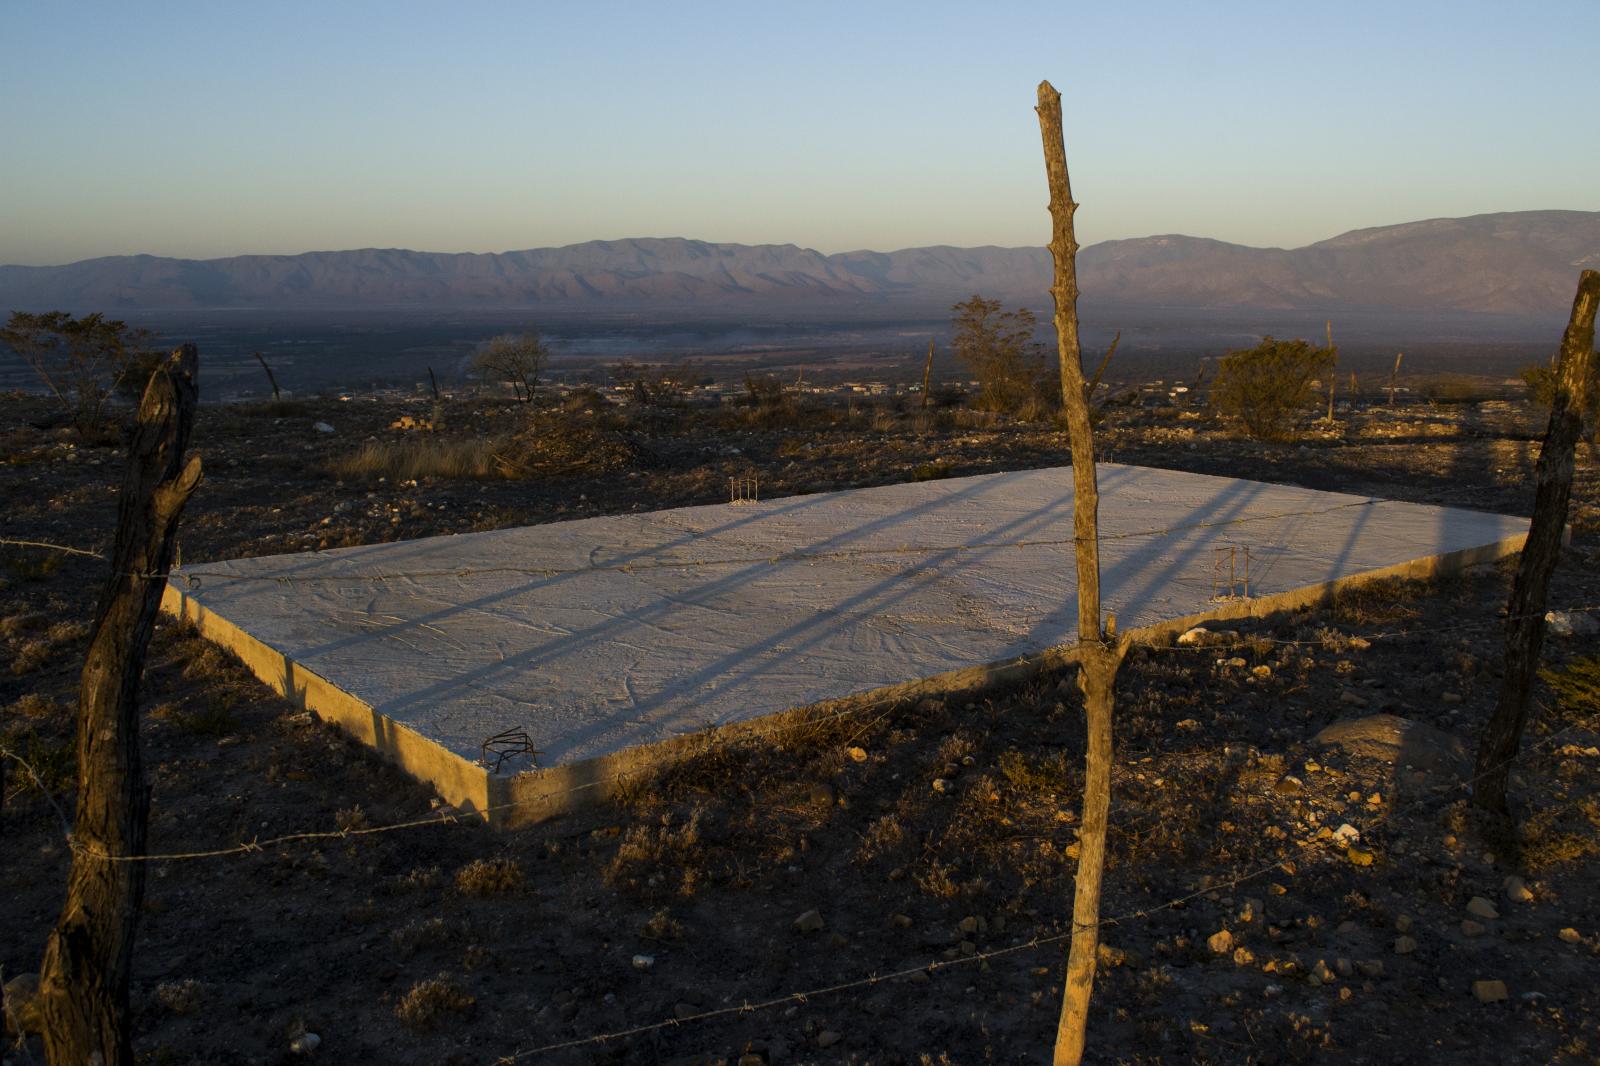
<box><xmin>921</xmin><ymin>339</ymin><xmax>936</xmax><ymax>409</ymax></box>
<box><xmin>1036</xmin><ymin>79</ymin><xmax>1130</xmax><ymax>1066</ymax></box>
<box><xmin>38</xmin><ymin>346</ymin><xmax>202</xmax><ymax>1066</ymax></box>
<box><xmin>1325</xmin><ymin>321</ymin><xmax>1337</xmax><ymax>422</ymax></box>
<box><xmin>1473</xmin><ymin>270</ymin><xmax>1599</xmax><ymax>817</ymax></box>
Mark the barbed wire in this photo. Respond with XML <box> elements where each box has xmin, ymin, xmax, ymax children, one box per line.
<box><xmin>0</xmin><ymin>745</ymin><xmax>75</xmax><ymax>835</ymax></box>
<box><xmin>17</xmin><ymin>592</ymin><xmax>1598</xmax><ymax>864</ymax></box>
<box><xmin>0</xmin><ymin>537</ymin><xmax>104</xmax><ymax>560</ymax></box>
<box><xmin>491</xmin><ymin>705</ymin><xmax>1600</xmax><ymax>1062</ymax></box>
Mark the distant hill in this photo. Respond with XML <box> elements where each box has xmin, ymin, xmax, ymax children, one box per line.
<box><xmin>2</xmin><ymin>211</ymin><xmax>1596</xmax><ymax>316</ymax></box>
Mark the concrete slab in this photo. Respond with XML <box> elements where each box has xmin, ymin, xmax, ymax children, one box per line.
<box><xmin>162</xmin><ymin>464</ymin><xmax>1527</xmax><ymax>824</ymax></box>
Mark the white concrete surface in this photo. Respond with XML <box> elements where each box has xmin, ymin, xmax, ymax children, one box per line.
<box><xmin>174</xmin><ymin>464</ymin><xmax>1525</xmax><ymax>774</ymax></box>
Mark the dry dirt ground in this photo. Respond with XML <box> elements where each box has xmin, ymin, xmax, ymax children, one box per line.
<box><xmin>3</xmin><ymin>390</ymin><xmax>1599</xmax><ymax>1065</ymax></box>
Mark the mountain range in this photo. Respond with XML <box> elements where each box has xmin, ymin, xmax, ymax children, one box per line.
<box><xmin>2</xmin><ymin>210</ymin><xmax>1596</xmax><ymax>317</ymax></box>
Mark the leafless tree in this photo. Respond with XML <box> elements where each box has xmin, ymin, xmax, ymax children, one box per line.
<box><xmin>474</xmin><ymin>332</ymin><xmax>548</xmax><ymax>403</ymax></box>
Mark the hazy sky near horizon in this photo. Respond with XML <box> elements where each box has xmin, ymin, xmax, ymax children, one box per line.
<box><xmin>3</xmin><ymin>0</ymin><xmax>1596</xmax><ymax>266</ymax></box>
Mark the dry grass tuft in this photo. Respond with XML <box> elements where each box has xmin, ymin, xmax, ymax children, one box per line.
<box><xmin>454</xmin><ymin>857</ymin><xmax>524</xmax><ymax>897</ymax></box>
<box><xmin>1522</xmin><ymin>796</ymin><xmax>1600</xmax><ymax>873</ymax></box>
<box><xmin>390</xmin><ymin>916</ymin><xmax>451</xmax><ymax>956</ymax></box>
<box><xmin>154</xmin><ymin>979</ymin><xmax>206</xmax><ymax>1015</ymax></box>
<box><xmin>332</xmin><ymin>437</ymin><xmax>510</xmax><ymax>482</ymax></box>
<box><xmin>1328</xmin><ymin>577</ymin><xmax>1424</xmax><ymax>627</ymax></box>
<box><xmin>7</xmin><ymin>692</ymin><xmax>61</xmax><ymax>720</ymax></box>
<box><xmin>9</xmin><ymin>639</ymin><xmax>52</xmax><ymax>676</ymax></box>
<box><xmin>642</xmin><ymin>908</ymin><xmax>684</xmax><ymax>940</ymax></box>
<box><xmin>605</xmin><ymin>808</ymin><xmax>707</xmax><ymax>897</ymax></box>
<box><xmin>395</xmin><ymin>973</ymin><xmax>475</xmax><ymax>1030</ymax></box>
<box><xmin>150</xmin><ymin>693</ymin><xmax>238</xmax><ymax>736</ymax></box>
<box><xmin>0</xmin><ymin>613</ymin><xmax>47</xmax><ymax>640</ymax></box>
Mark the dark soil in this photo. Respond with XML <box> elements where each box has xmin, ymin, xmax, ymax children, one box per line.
<box><xmin>3</xmin><ymin>391</ymin><xmax>1598</xmax><ymax>1065</ymax></box>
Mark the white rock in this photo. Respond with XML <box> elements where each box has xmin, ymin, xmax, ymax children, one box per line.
<box><xmin>313</xmin><ymin>421</ymin><xmax>335</xmax><ymax>434</ymax></box>
<box><xmin>1332</xmin><ymin>824</ymin><xmax>1361</xmax><ymax>845</ymax></box>
<box><xmin>289</xmin><ymin>1032</ymin><xmax>320</xmax><ymax>1055</ymax></box>
<box><xmin>631</xmin><ymin>953</ymin><xmax>655</xmax><ymax>971</ymax></box>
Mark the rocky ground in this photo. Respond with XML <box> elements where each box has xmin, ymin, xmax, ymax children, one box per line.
<box><xmin>2</xmin><ymin>389</ymin><xmax>1598</xmax><ymax>1064</ymax></box>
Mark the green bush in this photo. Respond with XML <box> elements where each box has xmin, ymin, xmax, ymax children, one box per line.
<box><xmin>1209</xmin><ymin>336</ymin><xmax>1336</xmax><ymax>441</ymax></box>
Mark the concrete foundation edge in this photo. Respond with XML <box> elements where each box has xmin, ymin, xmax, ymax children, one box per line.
<box><xmin>163</xmin><ymin>529</ymin><xmax>1527</xmax><ymax>829</ymax></box>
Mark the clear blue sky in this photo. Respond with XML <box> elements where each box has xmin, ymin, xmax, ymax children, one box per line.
<box><xmin>2</xmin><ymin>0</ymin><xmax>1595</xmax><ymax>265</ymax></box>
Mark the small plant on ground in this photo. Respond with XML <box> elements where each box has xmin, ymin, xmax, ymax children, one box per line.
<box><xmin>1542</xmin><ymin>653</ymin><xmax>1600</xmax><ymax>726</ymax></box>
<box><xmin>454</xmin><ymin>857</ymin><xmax>524</xmax><ymax>896</ymax></box>
<box><xmin>394</xmin><ymin>973</ymin><xmax>476</xmax><ymax>1030</ymax></box>
<box><xmin>154</xmin><ymin>979</ymin><xmax>206</xmax><ymax>1014</ymax></box>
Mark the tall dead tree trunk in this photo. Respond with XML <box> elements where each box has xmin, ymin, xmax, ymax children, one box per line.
<box><xmin>1325</xmin><ymin>321</ymin><xmax>1337</xmax><ymax>422</ymax></box>
<box><xmin>1388</xmin><ymin>352</ymin><xmax>1404</xmax><ymax>405</ymax></box>
<box><xmin>1037</xmin><ymin>79</ymin><xmax>1129</xmax><ymax>1066</ymax></box>
<box><xmin>921</xmin><ymin>339</ymin><xmax>936</xmax><ymax>409</ymax></box>
<box><xmin>1473</xmin><ymin>270</ymin><xmax>1599</xmax><ymax>817</ymax></box>
<box><xmin>38</xmin><ymin>346</ymin><xmax>202</xmax><ymax>1066</ymax></box>
<box><xmin>252</xmin><ymin>351</ymin><xmax>280</xmax><ymax>401</ymax></box>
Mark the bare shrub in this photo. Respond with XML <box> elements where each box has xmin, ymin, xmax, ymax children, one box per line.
<box><xmin>395</xmin><ymin>973</ymin><xmax>476</xmax><ymax>1030</ymax></box>
<box><xmin>454</xmin><ymin>857</ymin><xmax>524</xmax><ymax>897</ymax></box>
<box><xmin>8</xmin><ymin>692</ymin><xmax>60</xmax><ymax>720</ymax></box>
<box><xmin>857</xmin><ymin>813</ymin><xmax>905</xmax><ymax>862</ymax></box>
<box><xmin>390</xmin><ymin>916</ymin><xmax>451</xmax><ymax>956</ymax></box>
<box><xmin>335</xmin><ymin>805</ymin><xmax>369</xmax><ymax>832</ymax></box>
<box><xmin>605</xmin><ymin>808</ymin><xmax>707</xmax><ymax>897</ymax></box>
<box><xmin>642</xmin><ymin>909</ymin><xmax>684</xmax><ymax>940</ymax></box>
<box><xmin>9</xmin><ymin>639</ymin><xmax>51</xmax><ymax>675</ymax></box>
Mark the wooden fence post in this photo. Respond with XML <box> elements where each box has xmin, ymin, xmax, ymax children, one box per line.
<box><xmin>1036</xmin><ymin>79</ymin><xmax>1130</xmax><ymax>1066</ymax></box>
<box><xmin>1472</xmin><ymin>270</ymin><xmax>1599</xmax><ymax>817</ymax></box>
<box><xmin>38</xmin><ymin>345</ymin><xmax>202</xmax><ymax>1066</ymax></box>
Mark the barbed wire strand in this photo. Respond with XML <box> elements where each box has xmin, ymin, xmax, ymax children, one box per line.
<box><xmin>0</xmin><ymin>537</ymin><xmax>105</xmax><ymax>560</ymax></box>
<box><xmin>24</xmin><ymin>596</ymin><xmax>1600</xmax><ymax>864</ymax></box>
<box><xmin>0</xmin><ymin>745</ymin><xmax>75</xmax><ymax>836</ymax></box>
<box><xmin>491</xmin><ymin>705</ymin><xmax>1600</xmax><ymax>1063</ymax></box>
